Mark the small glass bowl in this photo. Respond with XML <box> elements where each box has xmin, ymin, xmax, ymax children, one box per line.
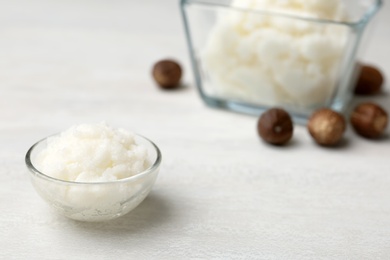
<box><xmin>25</xmin><ymin>134</ymin><xmax>161</xmax><ymax>222</ymax></box>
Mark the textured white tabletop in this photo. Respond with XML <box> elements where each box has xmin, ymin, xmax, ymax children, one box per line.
<box><xmin>1</xmin><ymin>0</ymin><xmax>390</xmax><ymax>259</ymax></box>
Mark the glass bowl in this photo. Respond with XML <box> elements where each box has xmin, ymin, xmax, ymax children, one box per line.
<box><xmin>181</xmin><ymin>0</ymin><xmax>382</xmax><ymax>123</ymax></box>
<box><xmin>25</xmin><ymin>134</ymin><xmax>161</xmax><ymax>222</ymax></box>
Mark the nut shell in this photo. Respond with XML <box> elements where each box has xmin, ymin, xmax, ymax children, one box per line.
<box><xmin>308</xmin><ymin>109</ymin><xmax>346</xmax><ymax>146</ymax></box>
<box><xmin>354</xmin><ymin>65</ymin><xmax>384</xmax><ymax>95</ymax></box>
<box><xmin>350</xmin><ymin>102</ymin><xmax>388</xmax><ymax>139</ymax></box>
<box><xmin>257</xmin><ymin>108</ymin><xmax>293</xmax><ymax>145</ymax></box>
<box><xmin>152</xmin><ymin>60</ymin><xmax>182</xmax><ymax>89</ymax></box>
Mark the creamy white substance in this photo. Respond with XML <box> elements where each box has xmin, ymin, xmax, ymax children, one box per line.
<box><xmin>36</xmin><ymin>123</ymin><xmax>149</xmax><ymax>182</ymax></box>
<box><xmin>202</xmin><ymin>0</ymin><xmax>350</xmax><ymax>108</ymax></box>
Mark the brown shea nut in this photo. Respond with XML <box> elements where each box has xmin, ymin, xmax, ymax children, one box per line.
<box><xmin>308</xmin><ymin>109</ymin><xmax>346</xmax><ymax>146</ymax></box>
<box><xmin>257</xmin><ymin>108</ymin><xmax>293</xmax><ymax>145</ymax></box>
<box><xmin>152</xmin><ymin>59</ymin><xmax>182</xmax><ymax>89</ymax></box>
<box><xmin>354</xmin><ymin>65</ymin><xmax>384</xmax><ymax>95</ymax></box>
<box><xmin>350</xmin><ymin>102</ymin><xmax>388</xmax><ymax>139</ymax></box>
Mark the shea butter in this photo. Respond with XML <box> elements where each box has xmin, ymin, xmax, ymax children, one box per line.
<box><xmin>202</xmin><ymin>0</ymin><xmax>350</xmax><ymax>108</ymax></box>
<box><xmin>36</xmin><ymin>123</ymin><xmax>150</xmax><ymax>182</ymax></box>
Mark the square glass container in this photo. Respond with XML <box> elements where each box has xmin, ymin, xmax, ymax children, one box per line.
<box><xmin>180</xmin><ymin>0</ymin><xmax>382</xmax><ymax>122</ymax></box>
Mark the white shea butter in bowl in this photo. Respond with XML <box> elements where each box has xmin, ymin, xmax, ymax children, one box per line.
<box><xmin>181</xmin><ymin>0</ymin><xmax>382</xmax><ymax>121</ymax></box>
<box><xmin>202</xmin><ymin>0</ymin><xmax>349</xmax><ymax>108</ymax></box>
<box><xmin>25</xmin><ymin>123</ymin><xmax>162</xmax><ymax>222</ymax></box>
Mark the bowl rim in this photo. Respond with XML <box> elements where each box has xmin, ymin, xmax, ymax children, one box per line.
<box><xmin>181</xmin><ymin>0</ymin><xmax>383</xmax><ymax>27</ymax></box>
<box><xmin>25</xmin><ymin>133</ymin><xmax>162</xmax><ymax>185</ymax></box>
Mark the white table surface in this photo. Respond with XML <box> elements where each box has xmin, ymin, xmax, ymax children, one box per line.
<box><xmin>1</xmin><ymin>0</ymin><xmax>390</xmax><ymax>259</ymax></box>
